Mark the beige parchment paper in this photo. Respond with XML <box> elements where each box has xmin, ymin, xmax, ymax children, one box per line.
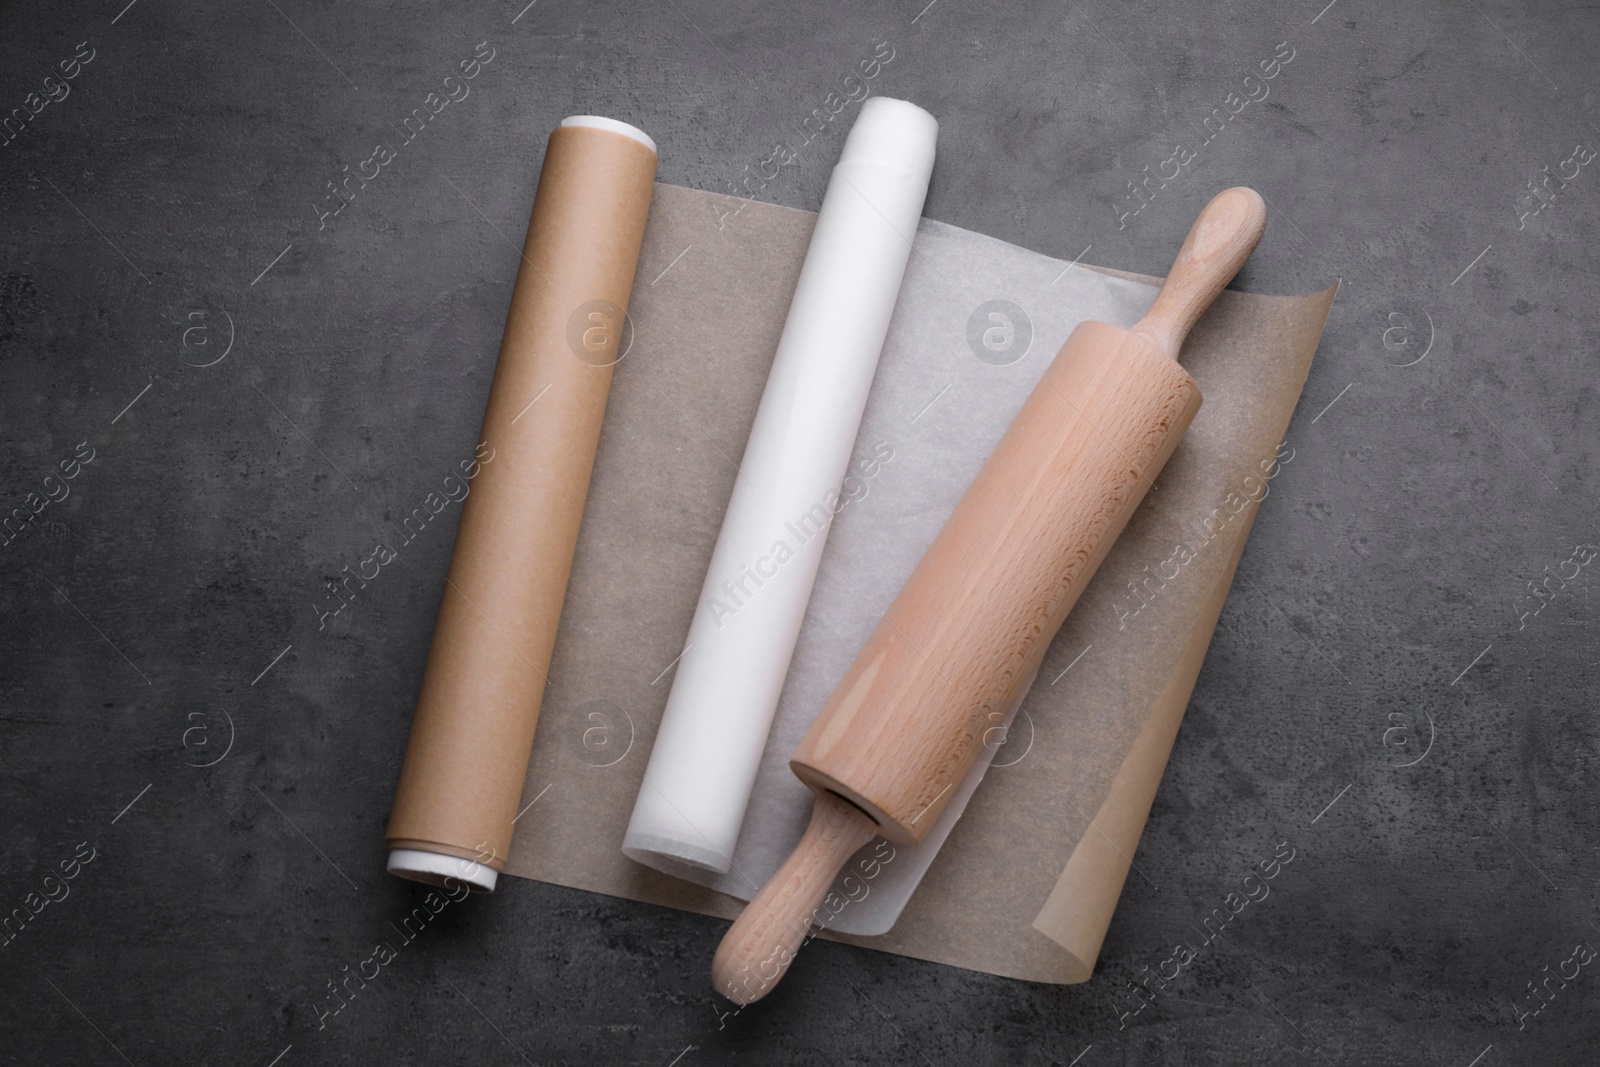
<box><xmin>500</xmin><ymin>182</ymin><xmax>1335</xmax><ymax>985</ymax></box>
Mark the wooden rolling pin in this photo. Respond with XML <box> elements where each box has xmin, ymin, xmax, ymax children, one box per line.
<box><xmin>711</xmin><ymin>187</ymin><xmax>1268</xmax><ymax>1004</ymax></box>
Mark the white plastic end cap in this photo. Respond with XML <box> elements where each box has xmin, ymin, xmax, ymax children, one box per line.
<box><xmin>560</xmin><ymin>115</ymin><xmax>657</xmax><ymax>154</ymax></box>
<box><xmin>387</xmin><ymin>848</ymin><xmax>498</xmax><ymax>893</ymax></box>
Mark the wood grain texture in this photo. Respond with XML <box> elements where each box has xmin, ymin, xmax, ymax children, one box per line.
<box><xmin>1128</xmin><ymin>186</ymin><xmax>1267</xmax><ymax>360</ymax></box>
<box><xmin>711</xmin><ymin>791</ymin><xmax>878</xmax><ymax>1004</ymax></box>
<box><xmin>790</xmin><ymin>324</ymin><xmax>1201</xmax><ymax>842</ymax></box>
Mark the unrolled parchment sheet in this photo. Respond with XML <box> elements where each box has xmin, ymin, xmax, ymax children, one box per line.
<box><xmin>504</xmin><ymin>181</ymin><xmax>1335</xmax><ymax>984</ymax></box>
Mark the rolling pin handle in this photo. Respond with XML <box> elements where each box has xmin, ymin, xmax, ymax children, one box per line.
<box><xmin>711</xmin><ymin>791</ymin><xmax>879</xmax><ymax>1005</ymax></box>
<box><xmin>1129</xmin><ymin>186</ymin><xmax>1268</xmax><ymax>361</ymax></box>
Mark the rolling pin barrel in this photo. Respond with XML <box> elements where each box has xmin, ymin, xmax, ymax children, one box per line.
<box><xmin>790</xmin><ymin>322</ymin><xmax>1202</xmax><ymax>842</ymax></box>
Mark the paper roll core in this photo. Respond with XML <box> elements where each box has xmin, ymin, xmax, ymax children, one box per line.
<box><xmin>560</xmin><ymin>114</ymin><xmax>657</xmax><ymax>153</ymax></box>
<box><xmin>386</xmin><ymin>848</ymin><xmax>498</xmax><ymax>892</ymax></box>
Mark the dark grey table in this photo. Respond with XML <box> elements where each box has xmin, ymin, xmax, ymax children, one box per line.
<box><xmin>3</xmin><ymin>2</ymin><xmax>1595</xmax><ymax>1064</ymax></box>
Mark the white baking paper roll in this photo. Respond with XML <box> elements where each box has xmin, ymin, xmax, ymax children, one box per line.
<box><xmin>623</xmin><ymin>97</ymin><xmax>938</xmax><ymax>875</ymax></box>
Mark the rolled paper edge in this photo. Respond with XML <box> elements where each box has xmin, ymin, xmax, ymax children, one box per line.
<box><xmin>837</xmin><ymin>96</ymin><xmax>938</xmax><ymax>179</ymax></box>
<box><xmin>1027</xmin><ymin>586</ymin><xmax>1223</xmax><ymax>979</ymax></box>
<box><xmin>621</xmin><ymin>832</ymin><xmax>733</xmax><ymax>878</ymax></box>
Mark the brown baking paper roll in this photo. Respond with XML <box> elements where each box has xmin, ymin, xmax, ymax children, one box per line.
<box><xmin>500</xmin><ymin>182</ymin><xmax>1335</xmax><ymax>982</ymax></box>
<box><xmin>384</xmin><ymin>116</ymin><xmax>658</xmax><ymax>890</ymax></box>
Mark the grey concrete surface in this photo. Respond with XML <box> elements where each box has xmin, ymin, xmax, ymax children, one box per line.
<box><xmin>2</xmin><ymin>1</ymin><xmax>1597</xmax><ymax>1064</ymax></box>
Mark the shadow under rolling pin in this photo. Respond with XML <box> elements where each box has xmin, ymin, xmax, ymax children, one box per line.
<box><xmin>711</xmin><ymin>186</ymin><xmax>1269</xmax><ymax>1004</ymax></box>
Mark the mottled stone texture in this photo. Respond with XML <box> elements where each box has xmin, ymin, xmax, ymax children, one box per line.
<box><xmin>1</xmin><ymin>1</ymin><xmax>1596</xmax><ymax>1064</ymax></box>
